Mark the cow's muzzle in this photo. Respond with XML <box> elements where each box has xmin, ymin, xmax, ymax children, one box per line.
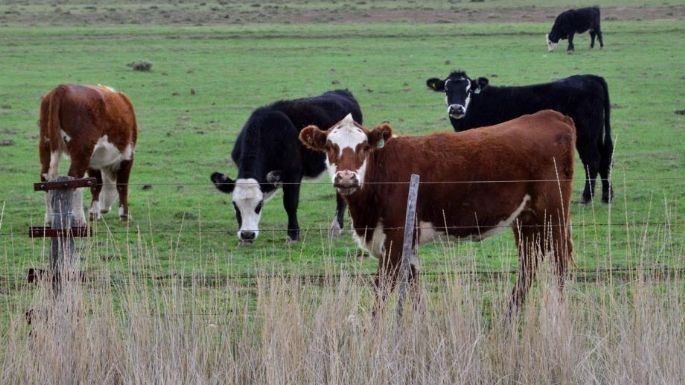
<box><xmin>238</xmin><ymin>230</ymin><xmax>257</xmax><ymax>245</ymax></box>
<box><xmin>334</xmin><ymin>170</ymin><xmax>360</xmax><ymax>195</ymax></box>
<box><xmin>448</xmin><ymin>104</ymin><xmax>466</xmax><ymax>119</ymax></box>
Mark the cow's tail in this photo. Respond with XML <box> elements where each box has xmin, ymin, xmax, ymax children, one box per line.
<box><xmin>40</xmin><ymin>86</ymin><xmax>65</xmax><ymax>180</ymax></box>
<box><xmin>597</xmin><ymin>76</ymin><xmax>613</xmax><ymax>159</ymax></box>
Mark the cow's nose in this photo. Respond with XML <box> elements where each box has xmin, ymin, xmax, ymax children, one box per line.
<box><xmin>449</xmin><ymin>105</ymin><xmax>465</xmax><ymax>115</ymax></box>
<box><xmin>239</xmin><ymin>231</ymin><xmax>256</xmax><ymax>241</ymax></box>
<box><xmin>334</xmin><ymin>170</ymin><xmax>358</xmax><ymax>187</ymax></box>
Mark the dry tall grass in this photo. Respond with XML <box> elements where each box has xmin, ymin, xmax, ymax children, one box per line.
<box><xmin>1</xmin><ymin>258</ymin><xmax>683</xmax><ymax>385</ymax></box>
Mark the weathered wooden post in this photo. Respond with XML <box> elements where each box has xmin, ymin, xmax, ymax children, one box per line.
<box><xmin>396</xmin><ymin>174</ymin><xmax>420</xmax><ymax>322</ymax></box>
<box><xmin>29</xmin><ymin>176</ymin><xmax>94</xmax><ymax>294</ymax></box>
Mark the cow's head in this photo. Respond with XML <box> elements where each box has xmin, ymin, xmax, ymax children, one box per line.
<box><xmin>546</xmin><ymin>33</ymin><xmax>560</xmax><ymax>51</ymax></box>
<box><xmin>299</xmin><ymin>114</ymin><xmax>392</xmax><ymax>196</ymax></box>
<box><xmin>210</xmin><ymin>171</ymin><xmax>279</xmax><ymax>244</ymax></box>
<box><xmin>426</xmin><ymin>71</ymin><xmax>489</xmax><ymax>120</ymax></box>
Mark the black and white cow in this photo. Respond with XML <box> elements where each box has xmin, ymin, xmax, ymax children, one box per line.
<box><xmin>426</xmin><ymin>71</ymin><xmax>613</xmax><ymax>203</ymax></box>
<box><xmin>547</xmin><ymin>6</ymin><xmax>603</xmax><ymax>52</ymax></box>
<box><xmin>210</xmin><ymin>89</ymin><xmax>363</xmax><ymax>244</ymax></box>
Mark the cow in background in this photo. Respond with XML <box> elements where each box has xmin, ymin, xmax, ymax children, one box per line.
<box><xmin>547</xmin><ymin>7</ymin><xmax>604</xmax><ymax>52</ymax></box>
<box><xmin>39</xmin><ymin>84</ymin><xmax>138</xmax><ymax>225</ymax></box>
<box><xmin>426</xmin><ymin>70</ymin><xmax>613</xmax><ymax>203</ymax></box>
<box><xmin>211</xmin><ymin>89</ymin><xmax>363</xmax><ymax>244</ymax></box>
<box><xmin>300</xmin><ymin>111</ymin><xmax>575</xmax><ymax>315</ymax></box>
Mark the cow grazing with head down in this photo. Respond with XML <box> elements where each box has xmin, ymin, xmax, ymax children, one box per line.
<box><xmin>426</xmin><ymin>70</ymin><xmax>613</xmax><ymax>204</ymax></box>
<box><xmin>39</xmin><ymin>84</ymin><xmax>138</xmax><ymax>225</ymax></box>
<box><xmin>299</xmin><ymin>111</ymin><xmax>575</xmax><ymax>315</ymax></box>
<box><xmin>211</xmin><ymin>89</ymin><xmax>363</xmax><ymax>244</ymax></box>
<box><xmin>547</xmin><ymin>6</ymin><xmax>603</xmax><ymax>52</ymax></box>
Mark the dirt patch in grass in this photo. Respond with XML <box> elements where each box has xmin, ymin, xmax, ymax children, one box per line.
<box><xmin>0</xmin><ymin>4</ymin><xmax>682</xmax><ymax>26</ymax></box>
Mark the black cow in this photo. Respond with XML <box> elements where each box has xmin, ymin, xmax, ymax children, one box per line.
<box><xmin>547</xmin><ymin>6</ymin><xmax>603</xmax><ymax>52</ymax></box>
<box><xmin>426</xmin><ymin>71</ymin><xmax>613</xmax><ymax>204</ymax></box>
<box><xmin>210</xmin><ymin>89</ymin><xmax>363</xmax><ymax>244</ymax></box>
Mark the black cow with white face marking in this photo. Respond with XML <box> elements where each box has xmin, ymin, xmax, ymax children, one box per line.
<box><xmin>547</xmin><ymin>6</ymin><xmax>603</xmax><ymax>52</ymax></box>
<box><xmin>426</xmin><ymin>71</ymin><xmax>613</xmax><ymax>204</ymax></box>
<box><xmin>211</xmin><ymin>89</ymin><xmax>363</xmax><ymax>244</ymax></box>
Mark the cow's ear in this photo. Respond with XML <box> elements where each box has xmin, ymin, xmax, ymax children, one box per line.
<box><xmin>211</xmin><ymin>172</ymin><xmax>236</xmax><ymax>194</ymax></box>
<box><xmin>368</xmin><ymin>123</ymin><xmax>393</xmax><ymax>149</ymax></box>
<box><xmin>299</xmin><ymin>125</ymin><xmax>328</xmax><ymax>151</ymax></box>
<box><xmin>472</xmin><ymin>77</ymin><xmax>489</xmax><ymax>94</ymax></box>
<box><xmin>426</xmin><ymin>78</ymin><xmax>445</xmax><ymax>92</ymax></box>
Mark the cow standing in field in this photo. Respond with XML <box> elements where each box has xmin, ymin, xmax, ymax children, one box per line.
<box><xmin>210</xmin><ymin>89</ymin><xmax>363</xmax><ymax>244</ymax></box>
<box><xmin>299</xmin><ymin>111</ymin><xmax>576</xmax><ymax>315</ymax></box>
<box><xmin>426</xmin><ymin>70</ymin><xmax>613</xmax><ymax>204</ymax></box>
<box><xmin>39</xmin><ymin>84</ymin><xmax>138</xmax><ymax>225</ymax></box>
<box><xmin>546</xmin><ymin>6</ymin><xmax>604</xmax><ymax>52</ymax></box>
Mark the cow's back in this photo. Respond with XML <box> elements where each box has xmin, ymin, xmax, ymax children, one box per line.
<box><xmin>367</xmin><ymin>110</ymin><xmax>575</xmax><ymax>231</ymax></box>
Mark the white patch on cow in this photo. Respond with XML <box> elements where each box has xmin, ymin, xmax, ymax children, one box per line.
<box><xmin>48</xmin><ymin>151</ymin><xmax>60</xmax><ymax>179</ymax></box>
<box><xmin>327</xmin><ymin>114</ymin><xmax>367</xmax><ymax>157</ymax></box>
<box><xmin>324</xmin><ymin>157</ymin><xmax>338</xmax><ymax>184</ymax></box>
<box><xmin>233</xmin><ymin>178</ymin><xmax>264</xmax><ymax>239</ymax></box>
<box><xmin>100</xmin><ymin>168</ymin><xmax>117</xmax><ymax>212</ymax></box>
<box><xmin>89</xmin><ymin>200</ymin><xmax>101</xmax><ymax>219</ymax></box>
<box><xmin>475</xmin><ymin>194</ymin><xmax>531</xmax><ymax>241</ymax></box>
<box><xmin>351</xmin><ymin>219</ymin><xmax>386</xmax><ymax>259</ymax></box>
<box><xmin>72</xmin><ymin>188</ymin><xmax>86</xmax><ymax>226</ymax></box>
<box><xmin>418</xmin><ymin>221</ymin><xmax>441</xmax><ymax>244</ymax></box>
<box><xmin>118</xmin><ymin>206</ymin><xmax>125</xmax><ymax>218</ymax></box>
<box><xmin>546</xmin><ymin>34</ymin><xmax>558</xmax><ymax>51</ymax></box>
<box><xmin>90</xmin><ymin>135</ymin><xmax>126</xmax><ymax>169</ymax></box>
<box><xmin>60</xmin><ymin>129</ymin><xmax>71</xmax><ymax>143</ymax></box>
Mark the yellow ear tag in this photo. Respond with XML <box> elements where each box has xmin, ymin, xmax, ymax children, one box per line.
<box><xmin>376</xmin><ymin>138</ymin><xmax>385</xmax><ymax>149</ymax></box>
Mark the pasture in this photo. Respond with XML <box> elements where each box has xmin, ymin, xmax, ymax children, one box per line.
<box><xmin>0</xmin><ymin>1</ymin><xmax>684</xmax><ymax>383</ymax></box>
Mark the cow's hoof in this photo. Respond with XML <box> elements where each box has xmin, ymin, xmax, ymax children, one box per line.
<box><xmin>100</xmin><ymin>209</ymin><xmax>110</xmax><ymax>214</ymax></box>
<box><xmin>286</xmin><ymin>237</ymin><xmax>299</xmax><ymax>244</ymax></box>
<box><xmin>119</xmin><ymin>214</ymin><xmax>130</xmax><ymax>222</ymax></box>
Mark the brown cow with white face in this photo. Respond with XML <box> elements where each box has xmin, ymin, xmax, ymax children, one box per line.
<box><xmin>39</xmin><ymin>84</ymin><xmax>138</xmax><ymax>225</ymax></box>
<box><xmin>300</xmin><ymin>110</ymin><xmax>575</xmax><ymax>315</ymax></box>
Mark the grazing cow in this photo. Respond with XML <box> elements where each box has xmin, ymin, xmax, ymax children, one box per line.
<box><xmin>299</xmin><ymin>111</ymin><xmax>575</xmax><ymax>315</ymax></box>
<box><xmin>210</xmin><ymin>89</ymin><xmax>363</xmax><ymax>244</ymax></box>
<box><xmin>546</xmin><ymin>6</ymin><xmax>603</xmax><ymax>52</ymax></box>
<box><xmin>39</xmin><ymin>84</ymin><xmax>138</xmax><ymax>225</ymax></box>
<box><xmin>426</xmin><ymin>70</ymin><xmax>613</xmax><ymax>203</ymax></box>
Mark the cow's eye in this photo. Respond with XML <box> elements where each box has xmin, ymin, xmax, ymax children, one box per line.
<box><xmin>255</xmin><ymin>201</ymin><xmax>263</xmax><ymax>214</ymax></box>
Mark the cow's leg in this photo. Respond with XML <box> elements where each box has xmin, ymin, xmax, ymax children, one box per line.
<box><xmin>88</xmin><ymin>168</ymin><xmax>103</xmax><ymax>220</ymax></box>
<box><xmin>40</xmin><ymin>142</ymin><xmax>53</xmax><ymax>224</ymax></box>
<box><xmin>590</xmin><ymin>31</ymin><xmax>597</xmax><ymax>48</ymax></box>
<box><xmin>372</xmin><ymin>231</ymin><xmax>403</xmax><ymax>318</ymax></box>
<box><xmin>116</xmin><ymin>159</ymin><xmax>133</xmax><ymax>221</ymax></box>
<box><xmin>329</xmin><ymin>192</ymin><xmax>347</xmax><ymax>238</ymax></box>
<box><xmin>67</xmin><ymin>159</ymin><xmax>90</xmax><ymax>226</ymax></box>
<box><xmin>597</xmin><ymin>29</ymin><xmax>604</xmax><ymax>48</ymax></box>
<box><xmin>507</xmin><ymin>221</ymin><xmax>543</xmax><ymax>318</ymax></box>
<box><xmin>100</xmin><ymin>167</ymin><xmax>118</xmax><ymax>214</ymax></box>
<box><xmin>578</xmin><ymin>141</ymin><xmax>601</xmax><ymax>204</ymax></box>
<box><xmin>282</xmin><ymin>178</ymin><xmax>301</xmax><ymax>242</ymax></box>
<box><xmin>567</xmin><ymin>33</ymin><xmax>575</xmax><ymax>51</ymax></box>
<box><xmin>599</xmin><ymin>137</ymin><xmax>614</xmax><ymax>203</ymax></box>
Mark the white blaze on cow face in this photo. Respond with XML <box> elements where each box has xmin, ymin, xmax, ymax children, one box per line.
<box><xmin>324</xmin><ymin>114</ymin><xmax>370</xmax><ymax>195</ymax></box>
<box><xmin>232</xmin><ymin>178</ymin><xmax>265</xmax><ymax>243</ymax></box>
<box><xmin>546</xmin><ymin>34</ymin><xmax>559</xmax><ymax>51</ymax></box>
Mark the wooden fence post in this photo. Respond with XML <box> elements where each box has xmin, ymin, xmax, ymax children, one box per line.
<box><xmin>29</xmin><ymin>176</ymin><xmax>94</xmax><ymax>295</ymax></box>
<box><xmin>396</xmin><ymin>174</ymin><xmax>420</xmax><ymax>322</ymax></box>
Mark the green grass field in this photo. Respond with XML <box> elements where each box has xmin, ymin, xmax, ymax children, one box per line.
<box><xmin>1</xmin><ymin>19</ymin><xmax>683</xmax><ymax>282</ymax></box>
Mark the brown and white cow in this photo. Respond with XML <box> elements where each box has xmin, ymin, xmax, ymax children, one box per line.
<box><xmin>39</xmin><ymin>84</ymin><xmax>138</xmax><ymax>225</ymax></box>
<box><xmin>299</xmin><ymin>110</ymin><xmax>575</xmax><ymax>315</ymax></box>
